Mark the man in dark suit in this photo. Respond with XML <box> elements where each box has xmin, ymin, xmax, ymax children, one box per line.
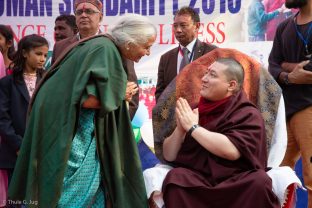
<box><xmin>155</xmin><ymin>6</ymin><xmax>217</xmax><ymax>102</ymax></box>
<box><xmin>51</xmin><ymin>0</ymin><xmax>139</xmax><ymax>119</ymax></box>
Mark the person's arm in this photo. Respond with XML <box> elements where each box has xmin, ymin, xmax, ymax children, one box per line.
<box><xmin>128</xmin><ymin>89</ymin><xmax>139</xmax><ymax>120</ymax></box>
<box><xmin>82</xmin><ymin>95</ymin><xmax>101</xmax><ymax>108</ymax></box>
<box><xmin>256</xmin><ymin>2</ymin><xmax>280</xmax><ymax>24</ymax></box>
<box><xmin>281</xmin><ymin>62</ymin><xmax>298</xmax><ymax>72</ymax></box>
<box><xmin>0</xmin><ymin>79</ymin><xmax>22</xmax><ymax>152</ymax></box>
<box><xmin>275</xmin><ymin>61</ymin><xmax>299</xmax><ymax>84</ymax></box>
<box><xmin>269</xmin><ymin>22</ymin><xmax>287</xmax><ymax>82</ymax></box>
<box><xmin>287</xmin><ymin>60</ymin><xmax>312</xmax><ymax>84</ymax></box>
<box><xmin>166</xmin><ymin>98</ymin><xmax>240</xmax><ymax>161</ymax></box>
<box><xmin>163</xmin><ymin>120</ymin><xmax>186</xmax><ymax>162</ymax></box>
<box><xmin>123</xmin><ymin>59</ymin><xmax>139</xmax><ymax>120</ymax></box>
<box><xmin>277</xmin><ymin>60</ymin><xmax>312</xmax><ymax>84</ymax></box>
<box><xmin>190</xmin><ymin>126</ymin><xmax>241</xmax><ymax>161</ymax></box>
<box><xmin>82</xmin><ymin>81</ymin><xmax>138</xmax><ymax>109</ymax></box>
<box><xmin>125</xmin><ymin>81</ymin><xmax>139</xmax><ymax>102</ymax></box>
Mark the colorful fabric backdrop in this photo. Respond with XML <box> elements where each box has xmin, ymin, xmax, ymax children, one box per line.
<box><xmin>0</xmin><ymin>0</ymin><xmax>283</xmax><ymax>76</ymax></box>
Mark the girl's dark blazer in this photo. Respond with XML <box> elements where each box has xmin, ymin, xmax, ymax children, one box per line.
<box><xmin>0</xmin><ymin>72</ymin><xmax>44</xmax><ymax>168</ymax></box>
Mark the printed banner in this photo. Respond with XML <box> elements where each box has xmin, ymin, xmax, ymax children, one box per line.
<box><xmin>0</xmin><ymin>0</ymin><xmax>292</xmax><ymax>120</ymax></box>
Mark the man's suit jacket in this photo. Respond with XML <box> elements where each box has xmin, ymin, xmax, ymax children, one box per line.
<box><xmin>51</xmin><ymin>35</ymin><xmax>139</xmax><ymax>119</ymax></box>
<box><xmin>155</xmin><ymin>39</ymin><xmax>217</xmax><ymax>102</ymax></box>
<box><xmin>0</xmin><ymin>72</ymin><xmax>44</xmax><ymax>168</ymax></box>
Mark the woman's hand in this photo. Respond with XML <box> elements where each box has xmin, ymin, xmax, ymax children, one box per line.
<box><xmin>82</xmin><ymin>95</ymin><xmax>101</xmax><ymax>109</ymax></box>
<box><xmin>125</xmin><ymin>81</ymin><xmax>138</xmax><ymax>102</ymax></box>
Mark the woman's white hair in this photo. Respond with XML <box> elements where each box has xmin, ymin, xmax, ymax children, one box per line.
<box><xmin>107</xmin><ymin>14</ymin><xmax>157</xmax><ymax>46</ymax></box>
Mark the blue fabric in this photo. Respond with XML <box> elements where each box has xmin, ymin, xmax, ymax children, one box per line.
<box><xmin>137</xmin><ymin>139</ymin><xmax>159</xmax><ymax>171</ymax></box>
<box><xmin>58</xmin><ymin>109</ymin><xmax>105</xmax><ymax>208</ymax></box>
<box><xmin>295</xmin><ymin>158</ymin><xmax>308</xmax><ymax>208</ymax></box>
<box><xmin>247</xmin><ymin>0</ymin><xmax>279</xmax><ymax>37</ymax></box>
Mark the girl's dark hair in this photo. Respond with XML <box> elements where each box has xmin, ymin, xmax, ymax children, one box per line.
<box><xmin>0</xmin><ymin>24</ymin><xmax>15</xmax><ymax>60</ymax></box>
<box><xmin>12</xmin><ymin>34</ymin><xmax>49</xmax><ymax>82</ymax></box>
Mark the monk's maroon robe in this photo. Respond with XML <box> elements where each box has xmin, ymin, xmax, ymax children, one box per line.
<box><xmin>162</xmin><ymin>91</ymin><xmax>280</xmax><ymax>208</ymax></box>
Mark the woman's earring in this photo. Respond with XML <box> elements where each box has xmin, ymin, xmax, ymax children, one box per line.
<box><xmin>126</xmin><ymin>47</ymin><xmax>130</xmax><ymax>50</ymax></box>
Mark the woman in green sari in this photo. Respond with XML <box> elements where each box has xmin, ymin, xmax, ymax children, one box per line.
<box><xmin>9</xmin><ymin>14</ymin><xmax>156</xmax><ymax>208</ymax></box>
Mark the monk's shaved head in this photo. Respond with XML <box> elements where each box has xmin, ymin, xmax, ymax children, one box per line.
<box><xmin>215</xmin><ymin>58</ymin><xmax>244</xmax><ymax>92</ymax></box>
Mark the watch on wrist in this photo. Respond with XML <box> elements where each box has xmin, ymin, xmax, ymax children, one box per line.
<box><xmin>187</xmin><ymin>124</ymin><xmax>200</xmax><ymax>135</ymax></box>
<box><xmin>284</xmin><ymin>73</ymin><xmax>290</xmax><ymax>85</ymax></box>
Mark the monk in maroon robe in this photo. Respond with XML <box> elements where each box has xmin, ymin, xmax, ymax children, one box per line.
<box><xmin>162</xmin><ymin>58</ymin><xmax>280</xmax><ymax>208</ymax></box>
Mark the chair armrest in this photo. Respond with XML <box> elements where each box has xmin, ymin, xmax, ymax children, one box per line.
<box><xmin>267</xmin><ymin>166</ymin><xmax>303</xmax><ymax>206</ymax></box>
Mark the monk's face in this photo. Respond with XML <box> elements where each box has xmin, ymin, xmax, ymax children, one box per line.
<box><xmin>200</xmin><ymin>62</ymin><xmax>233</xmax><ymax>101</ymax></box>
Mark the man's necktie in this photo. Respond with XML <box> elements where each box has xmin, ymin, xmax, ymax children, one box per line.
<box><xmin>179</xmin><ymin>47</ymin><xmax>190</xmax><ymax>71</ymax></box>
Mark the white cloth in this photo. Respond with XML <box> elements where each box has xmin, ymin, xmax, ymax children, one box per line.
<box><xmin>267</xmin><ymin>166</ymin><xmax>303</xmax><ymax>206</ymax></box>
<box><xmin>143</xmin><ymin>164</ymin><xmax>173</xmax><ymax>198</ymax></box>
<box><xmin>267</xmin><ymin>95</ymin><xmax>287</xmax><ymax>168</ymax></box>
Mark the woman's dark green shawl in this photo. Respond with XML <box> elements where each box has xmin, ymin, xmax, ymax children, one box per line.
<box><xmin>9</xmin><ymin>35</ymin><xmax>148</xmax><ymax>208</ymax></box>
